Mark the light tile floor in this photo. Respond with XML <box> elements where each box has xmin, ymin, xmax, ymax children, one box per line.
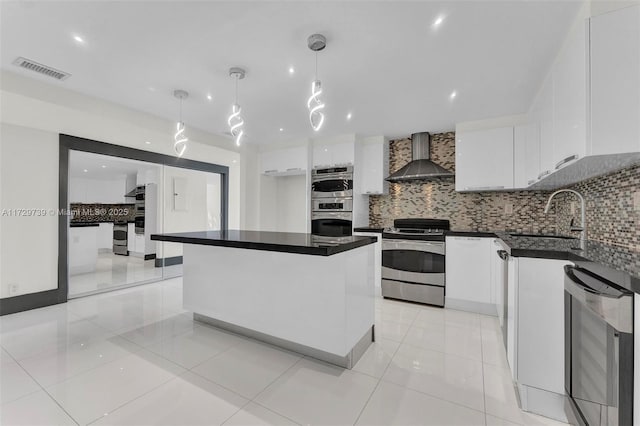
<box><xmin>0</xmin><ymin>279</ymin><xmax>569</xmax><ymax>426</ymax></box>
<box><xmin>69</xmin><ymin>252</ymin><xmax>182</xmax><ymax>298</ymax></box>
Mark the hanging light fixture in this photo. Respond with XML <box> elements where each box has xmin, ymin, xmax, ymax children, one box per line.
<box><xmin>307</xmin><ymin>33</ymin><xmax>326</xmax><ymax>131</ymax></box>
<box><xmin>227</xmin><ymin>67</ymin><xmax>246</xmax><ymax>146</ymax></box>
<box><xmin>173</xmin><ymin>89</ymin><xmax>189</xmax><ymax>157</ymax></box>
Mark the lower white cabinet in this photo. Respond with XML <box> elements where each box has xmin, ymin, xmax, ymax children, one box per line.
<box><xmin>509</xmin><ymin>257</ymin><xmax>572</xmax><ymax>422</ymax></box>
<box><xmin>445</xmin><ymin>236</ymin><xmax>495</xmax><ymax>315</ymax></box>
<box><xmin>353</xmin><ymin>232</ymin><xmax>382</xmax><ymax>294</ymax></box>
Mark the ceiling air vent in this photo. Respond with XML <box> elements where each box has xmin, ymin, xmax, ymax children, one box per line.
<box><xmin>12</xmin><ymin>57</ymin><xmax>71</xmax><ymax>81</ymax></box>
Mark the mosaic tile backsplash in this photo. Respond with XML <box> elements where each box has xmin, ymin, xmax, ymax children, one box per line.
<box><xmin>369</xmin><ymin>132</ymin><xmax>640</xmax><ymax>250</ymax></box>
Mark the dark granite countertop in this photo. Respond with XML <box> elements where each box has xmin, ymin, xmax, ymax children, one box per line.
<box><xmin>494</xmin><ymin>232</ymin><xmax>640</xmax><ymax>293</ymax></box>
<box><xmin>354</xmin><ymin>227</ymin><xmax>384</xmax><ymax>233</ymax></box>
<box><xmin>70</xmin><ymin>223</ymin><xmax>100</xmax><ymax>228</ymax></box>
<box><xmin>441</xmin><ymin>229</ymin><xmax>640</xmax><ymax>292</ymax></box>
<box><xmin>446</xmin><ymin>230</ymin><xmax>499</xmax><ymax>238</ymax></box>
<box><xmin>151</xmin><ymin>230</ymin><xmax>377</xmax><ymax>256</ymax></box>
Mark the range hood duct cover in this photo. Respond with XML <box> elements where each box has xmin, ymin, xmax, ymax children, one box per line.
<box><xmin>385</xmin><ymin>132</ymin><xmax>454</xmax><ymax>182</ymax></box>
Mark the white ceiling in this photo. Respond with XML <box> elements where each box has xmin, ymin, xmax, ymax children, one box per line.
<box><xmin>1</xmin><ymin>1</ymin><xmax>581</xmax><ymax>146</ymax></box>
<box><xmin>69</xmin><ymin>150</ymin><xmax>159</xmax><ymax>180</ymax></box>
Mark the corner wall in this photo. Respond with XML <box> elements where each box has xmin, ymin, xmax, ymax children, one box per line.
<box><xmin>0</xmin><ymin>71</ymin><xmax>253</xmax><ymax>299</ymax></box>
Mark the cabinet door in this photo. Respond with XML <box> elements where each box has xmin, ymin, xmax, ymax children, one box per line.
<box><xmin>331</xmin><ymin>142</ymin><xmax>355</xmax><ymax>166</ymax></box>
<box><xmin>279</xmin><ymin>146</ymin><xmax>307</xmax><ymax>174</ymax></box>
<box><xmin>445</xmin><ymin>237</ymin><xmax>493</xmax><ymax>306</ymax></box>
<box><xmin>260</xmin><ymin>150</ymin><xmax>280</xmax><ymax>175</ymax></box>
<box><xmin>455</xmin><ymin>127</ymin><xmax>514</xmax><ymax>191</ymax></box>
<box><xmin>360</xmin><ymin>142</ymin><xmax>388</xmax><ymax>194</ymax></box>
<box><xmin>517</xmin><ymin>258</ymin><xmax>572</xmax><ymax>395</ymax></box>
<box><xmin>312</xmin><ymin>145</ymin><xmax>332</xmax><ymax>168</ymax></box>
<box><xmin>514</xmin><ymin>124</ymin><xmax>541</xmax><ymax>188</ymax></box>
<box><xmin>507</xmin><ymin>257</ymin><xmax>517</xmax><ymax>380</ymax></box>
<box><xmin>552</xmin><ymin>16</ymin><xmax>587</xmax><ymax>169</ymax></box>
<box><xmin>538</xmin><ymin>77</ymin><xmax>555</xmax><ymax>178</ymax></box>
<box><xmin>590</xmin><ymin>5</ymin><xmax>640</xmax><ymax>155</ymax></box>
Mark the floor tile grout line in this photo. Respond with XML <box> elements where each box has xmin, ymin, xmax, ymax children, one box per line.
<box><xmin>2</xmin><ymin>347</ymin><xmax>81</xmax><ymax>426</ymax></box>
<box><xmin>248</xmin><ymin>355</ymin><xmax>306</xmax><ymax>403</ymax></box>
<box><xmin>84</xmin><ymin>370</ymin><xmax>185</xmax><ymax>426</ymax></box>
<box><xmin>241</xmin><ymin>399</ymin><xmax>304</xmax><ymax>426</ymax></box>
<box><xmin>352</xmin><ymin>376</ymin><xmax>383</xmax><ymax>425</ymax></box>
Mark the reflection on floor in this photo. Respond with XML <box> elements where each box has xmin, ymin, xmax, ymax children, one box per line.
<box><xmin>1</xmin><ymin>279</ymin><xmax>569</xmax><ymax>426</ymax></box>
<box><xmin>69</xmin><ymin>252</ymin><xmax>182</xmax><ymax>297</ymax></box>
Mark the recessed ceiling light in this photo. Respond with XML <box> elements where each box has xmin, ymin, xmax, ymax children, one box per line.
<box><xmin>73</xmin><ymin>35</ymin><xmax>85</xmax><ymax>44</ymax></box>
<box><xmin>101</xmin><ymin>165</ymin><xmax>106</xmax><ymax>168</ymax></box>
<box><xmin>449</xmin><ymin>90</ymin><xmax>457</xmax><ymax>100</ymax></box>
<box><xmin>288</xmin><ymin>66</ymin><xmax>295</xmax><ymax>75</ymax></box>
<box><xmin>232</xmin><ymin>160</ymin><xmax>237</xmax><ymax>163</ymax></box>
<box><xmin>207</xmin><ymin>94</ymin><xmax>212</xmax><ymax>101</ymax></box>
<box><xmin>145</xmin><ymin>141</ymin><xmax>151</xmax><ymax>145</ymax></box>
<box><xmin>432</xmin><ymin>15</ymin><xmax>445</xmax><ymax>29</ymax></box>
<box><xmin>148</xmin><ymin>87</ymin><xmax>156</xmax><ymax>92</ymax></box>
<box><xmin>83</xmin><ymin>169</ymin><xmax>88</xmax><ymax>173</ymax></box>
<box><xmin>279</xmin><ymin>128</ymin><xmax>284</xmax><ymax>132</ymax></box>
<box><xmin>346</xmin><ymin>112</ymin><xmax>352</xmax><ymax>120</ymax></box>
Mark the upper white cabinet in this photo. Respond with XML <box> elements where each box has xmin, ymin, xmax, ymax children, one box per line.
<box><xmin>590</xmin><ymin>5</ymin><xmax>640</xmax><ymax>155</ymax></box>
<box><xmin>359</xmin><ymin>139</ymin><xmax>389</xmax><ymax>195</ymax></box>
<box><xmin>455</xmin><ymin>127</ymin><xmax>514</xmax><ymax>192</ymax></box>
<box><xmin>514</xmin><ymin>123</ymin><xmax>540</xmax><ymax>188</ymax></box>
<box><xmin>260</xmin><ymin>146</ymin><xmax>308</xmax><ymax>176</ymax></box>
<box><xmin>445</xmin><ymin>236</ymin><xmax>495</xmax><ymax>315</ymax></box>
<box><xmin>552</xmin><ymin>13</ymin><xmax>587</xmax><ymax>168</ymax></box>
<box><xmin>312</xmin><ymin>142</ymin><xmax>354</xmax><ymax>168</ymax></box>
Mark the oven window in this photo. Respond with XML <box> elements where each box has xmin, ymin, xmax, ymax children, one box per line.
<box><xmin>382</xmin><ymin>250</ymin><xmax>445</xmax><ymax>274</ymax></box>
<box><xmin>312</xmin><ymin>179</ymin><xmax>353</xmax><ymax>193</ymax></box>
<box><xmin>311</xmin><ymin>218</ymin><xmax>352</xmax><ymax>237</ymax></box>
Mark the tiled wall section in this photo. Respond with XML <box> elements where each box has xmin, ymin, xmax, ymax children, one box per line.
<box><xmin>70</xmin><ymin>203</ymin><xmax>136</xmax><ymax>224</ymax></box>
<box><xmin>369</xmin><ymin>132</ymin><xmax>640</xmax><ymax>249</ymax></box>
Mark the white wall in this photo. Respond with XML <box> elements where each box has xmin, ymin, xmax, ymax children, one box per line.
<box><xmin>0</xmin><ymin>71</ymin><xmax>256</xmax><ymax>299</ymax></box>
<box><xmin>0</xmin><ymin>124</ymin><xmax>58</xmax><ymax>298</ymax></box>
<box><xmin>276</xmin><ymin>175</ymin><xmax>307</xmax><ymax>233</ymax></box>
<box><xmin>69</xmin><ymin>177</ymin><xmax>126</xmax><ymax>204</ymax></box>
<box><xmin>158</xmin><ymin>166</ymin><xmax>221</xmax><ymax>259</ymax></box>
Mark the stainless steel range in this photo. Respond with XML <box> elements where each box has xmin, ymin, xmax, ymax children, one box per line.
<box><xmin>381</xmin><ymin>218</ymin><xmax>449</xmax><ymax>306</ymax></box>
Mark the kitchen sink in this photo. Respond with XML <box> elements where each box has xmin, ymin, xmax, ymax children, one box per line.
<box><xmin>509</xmin><ymin>233</ymin><xmax>577</xmax><ymax>240</ymax></box>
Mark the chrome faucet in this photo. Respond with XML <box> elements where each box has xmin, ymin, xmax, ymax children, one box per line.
<box><xmin>543</xmin><ymin>189</ymin><xmax>586</xmax><ymax>242</ymax></box>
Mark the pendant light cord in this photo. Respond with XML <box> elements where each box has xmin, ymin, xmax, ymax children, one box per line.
<box><xmin>235</xmin><ymin>75</ymin><xmax>239</xmax><ymax>104</ymax></box>
<box><xmin>315</xmin><ymin>51</ymin><xmax>318</xmax><ymax>80</ymax></box>
<box><xmin>179</xmin><ymin>98</ymin><xmax>183</xmax><ymax>123</ymax></box>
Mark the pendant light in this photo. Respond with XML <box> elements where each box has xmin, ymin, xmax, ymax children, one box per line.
<box><xmin>307</xmin><ymin>33</ymin><xmax>326</xmax><ymax>131</ymax></box>
<box><xmin>227</xmin><ymin>67</ymin><xmax>246</xmax><ymax>146</ymax></box>
<box><xmin>173</xmin><ymin>89</ymin><xmax>188</xmax><ymax>157</ymax></box>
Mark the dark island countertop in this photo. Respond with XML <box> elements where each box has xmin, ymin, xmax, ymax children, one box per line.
<box><xmin>151</xmin><ymin>230</ymin><xmax>377</xmax><ymax>257</ymax></box>
<box><xmin>354</xmin><ymin>227</ymin><xmax>385</xmax><ymax>233</ymax></box>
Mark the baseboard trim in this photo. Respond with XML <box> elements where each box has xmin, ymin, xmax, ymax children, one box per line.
<box><xmin>154</xmin><ymin>256</ymin><xmax>183</xmax><ymax>267</ymax></box>
<box><xmin>0</xmin><ymin>289</ymin><xmax>65</xmax><ymax>316</ymax></box>
<box><xmin>144</xmin><ymin>253</ymin><xmax>156</xmax><ymax>261</ymax></box>
<box><xmin>445</xmin><ymin>297</ymin><xmax>498</xmax><ymax>316</ymax></box>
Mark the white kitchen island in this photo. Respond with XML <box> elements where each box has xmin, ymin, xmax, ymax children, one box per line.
<box><xmin>151</xmin><ymin>230</ymin><xmax>377</xmax><ymax>368</ymax></box>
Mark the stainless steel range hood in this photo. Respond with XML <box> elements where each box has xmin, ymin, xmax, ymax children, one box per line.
<box><xmin>385</xmin><ymin>132</ymin><xmax>454</xmax><ymax>182</ymax></box>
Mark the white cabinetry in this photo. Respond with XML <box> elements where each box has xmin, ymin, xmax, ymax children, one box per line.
<box><xmin>508</xmin><ymin>257</ymin><xmax>572</xmax><ymax>422</ymax></box>
<box><xmin>455</xmin><ymin>127</ymin><xmax>514</xmax><ymax>192</ymax></box>
<box><xmin>359</xmin><ymin>139</ymin><xmax>389</xmax><ymax>195</ymax></box>
<box><xmin>590</xmin><ymin>5</ymin><xmax>640</xmax><ymax>155</ymax></box>
<box><xmin>353</xmin><ymin>232</ymin><xmax>382</xmax><ymax>295</ymax></box>
<box><xmin>312</xmin><ymin>142</ymin><xmax>354</xmax><ymax>168</ymax></box>
<box><xmin>260</xmin><ymin>146</ymin><xmax>308</xmax><ymax>176</ymax></box>
<box><xmin>445</xmin><ymin>236</ymin><xmax>495</xmax><ymax>315</ymax></box>
<box><xmin>514</xmin><ymin>124</ymin><xmax>541</xmax><ymax>188</ymax></box>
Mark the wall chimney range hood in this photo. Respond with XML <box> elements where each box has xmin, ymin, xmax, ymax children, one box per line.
<box><xmin>385</xmin><ymin>132</ymin><xmax>454</xmax><ymax>182</ymax></box>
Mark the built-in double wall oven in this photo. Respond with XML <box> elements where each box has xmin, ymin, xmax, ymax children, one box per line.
<box><xmin>134</xmin><ymin>185</ymin><xmax>145</xmax><ymax>235</ymax></box>
<box><xmin>310</xmin><ymin>166</ymin><xmax>353</xmax><ymax>243</ymax></box>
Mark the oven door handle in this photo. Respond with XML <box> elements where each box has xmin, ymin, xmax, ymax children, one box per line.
<box><xmin>382</xmin><ymin>240</ymin><xmax>444</xmax><ymax>253</ymax></box>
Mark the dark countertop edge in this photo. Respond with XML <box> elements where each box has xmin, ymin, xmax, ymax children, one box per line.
<box><xmin>445</xmin><ymin>230</ymin><xmax>498</xmax><ymax>238</ymax></box>
<box><xmin>150</xmin><ymin>234</ymin><xmax>377</xmax><ymax>257</ymax></box>
<box><xmin>354</xmin><ymin>227</ymin><xmax>384</xmax><ymax>233</ymax></box>
<box><xmin>70</xmin><ymin>223</ymin><xmax>100</xmax><ymax>228</ymax></box>
<box><xmin>70</xmin><ymin>221</ymin><xmax>135</xmax><ymax>225</ymax></box>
